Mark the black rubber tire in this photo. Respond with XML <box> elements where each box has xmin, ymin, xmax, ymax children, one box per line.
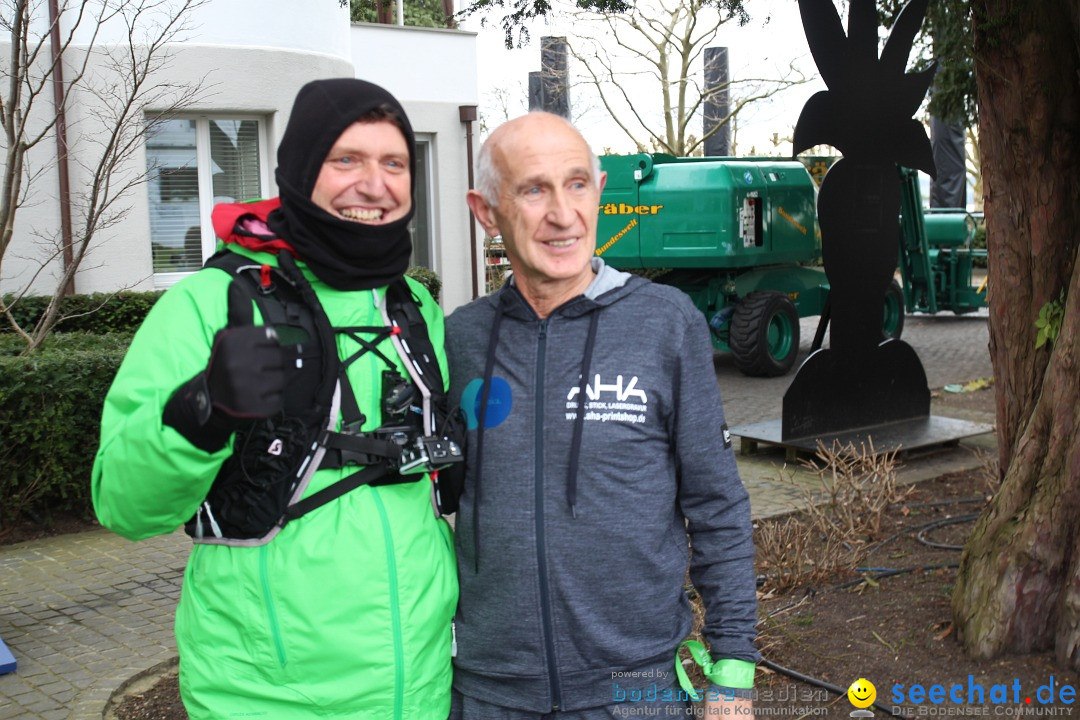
<box><xmin>730</xmin><ymin>291</ymin><xmax>801</xmax><ymax>377</ymax></box>
<box><xmin>883</xmin><ymin>278</ymin><xmax>905</xmax><ymax>340</ymax></box>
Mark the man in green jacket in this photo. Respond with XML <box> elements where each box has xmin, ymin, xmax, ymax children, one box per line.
<box><xmin>92</xmin><ymin>79</ymin><xmax>458</xmax><ymax>719</ymax></box>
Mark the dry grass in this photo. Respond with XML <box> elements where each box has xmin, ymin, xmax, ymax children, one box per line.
<box><xmin>755</xmin><ymin>439</ymin><xmax>914</xmax><ymax>592</ymax></box>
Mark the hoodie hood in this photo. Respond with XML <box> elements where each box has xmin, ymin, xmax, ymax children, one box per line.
<box><xmin>496</xmin><ymin>257</ymin><xmax>643</xmax><ymax>321</ymax></box>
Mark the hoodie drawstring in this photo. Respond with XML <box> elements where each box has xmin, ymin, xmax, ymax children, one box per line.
<box><xmin>472</xmin><ymin>294</ymin><xmax>509</xmax><ymax>572</ymax></box>
<box><xmin>566</xmin><ymin>309</ymin><xmax>601</xmax><ymax>518</ymax></box>
<box><xmin>471</xmin><ymin>296</ymin><xmax>601</xmax><ymax>570</ymax></box>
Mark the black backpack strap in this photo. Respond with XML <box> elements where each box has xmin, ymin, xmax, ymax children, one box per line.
<box><xmin>282</xmin><ymin>461</ymin><xmax>421</xmax><ymax>523</ymax></box>
<box><xmin>283</xmin><ymin>465</ymin><xmax>388</xmax><ymax>523</ymax></box>
<box><xmin>385</xmin><ymin>279</ymin><xmax>445</xmax><ymax>393</ymax></box>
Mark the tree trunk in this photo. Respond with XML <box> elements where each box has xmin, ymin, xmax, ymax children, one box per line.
<box><xmin>952</xmin><ymin>0</ymin><xmax>1080</xmax><ymax>665</ymax></box>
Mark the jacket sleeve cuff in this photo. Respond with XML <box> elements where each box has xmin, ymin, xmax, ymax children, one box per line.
<box><xmin>162</xmin><ymin>372</ymin><xmax>232</xmax><ymax>453</ymax></box>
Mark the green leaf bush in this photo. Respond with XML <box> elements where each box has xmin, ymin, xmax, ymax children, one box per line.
<box><xmin>406</xmin><ymin>266</ymin><xmax>441</xmax><ymax>303</ymax></box>
<box><xmin>0</xmin><ymin>333</ymin><xmax>131</xmax><ymax>527</ymax></box>
<box><xmin>1</xmin><ymin>291</ymin><xmax>162</xmax><ymax>335</ymax></box>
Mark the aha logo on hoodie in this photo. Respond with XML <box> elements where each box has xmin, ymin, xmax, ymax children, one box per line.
<box><xmin>564</xmin><ymin>374</ymin><xmax>649</xmax><ymax>425</ymax></box>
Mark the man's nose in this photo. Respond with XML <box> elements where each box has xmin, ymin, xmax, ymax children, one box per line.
<box><xmin>352</xmin><ymin>163</ymin><xmax>386</xmax><ymax>196</ymax></box>
<box><xmin>545</xmin><ymin>188</ymin><xmax>575</xmax><ymax>225</ymax></box>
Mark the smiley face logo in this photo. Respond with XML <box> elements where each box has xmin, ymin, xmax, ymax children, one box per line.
<box><xmin>847</xmin><ymin>678</ymin><xmax>876</xmax><ymax>709</ymax></box>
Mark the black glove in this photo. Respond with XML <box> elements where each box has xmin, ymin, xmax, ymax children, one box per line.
<box><xmin>164</xmin><ymin>326</ymin><xmax>285</xmax><ymax>452</ymax></box>
<box><xmin>206</xmin><ymin>325</ymin><xmax>286</xmax><ymax>420</ymax></box>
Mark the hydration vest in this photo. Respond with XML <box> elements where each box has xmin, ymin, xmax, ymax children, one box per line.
<box><xmin>186</xmin><ymin>249</ymin><xmax>464</xmax><ymax>546</ymax></box>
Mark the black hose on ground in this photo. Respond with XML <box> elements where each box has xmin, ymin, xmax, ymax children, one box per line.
<box><xmin>759</xmin><ymin>657</ymin><xmax>901</xmax><ymax>716</ymax></box>
<box><xmin>834</xmin><ymin>563</ymin><xmax>959</xmax><ymax>590</ymax></box>
<box><xmin>867</xmin><ymin>511</ymin><xmax>979</xmax><ymax>557</ymax></box>
<box><xmin>915</xmin><ymin>513</ymin><xmax>980</xmax><ymax>550</ymax></box>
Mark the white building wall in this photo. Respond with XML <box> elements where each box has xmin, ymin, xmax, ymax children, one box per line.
<box><xmin>2</xmin><ymin>3</ymin><xmax>481</xmax><ymax>312</ymax></box>
<box><xmin>351</xmin><ymin>23</ymin><xmax>481</xmax><ymax>312</ymax></box>
<box><xmin>66</xmin><ymin>0</ymin><xmax>352</xmax><ymax>61</ymax></box>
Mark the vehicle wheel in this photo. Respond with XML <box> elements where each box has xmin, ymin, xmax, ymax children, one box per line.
<box><xmin>730</xmin><ymin>291</ymin><xmax>800</xmax><ymax>377</ymax></box>
<box><xmin>883</xmin><ymin>278</ymin><xmax>905</xmax><ymax>340</ymax></box>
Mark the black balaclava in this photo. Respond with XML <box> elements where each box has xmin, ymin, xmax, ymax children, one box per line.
<box><xmin>268</xmin><ymin>78</ymin><xmax>415</xmax><ymax>291</ymax></box>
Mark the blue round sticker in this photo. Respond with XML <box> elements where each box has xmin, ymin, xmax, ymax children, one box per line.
<box><xmin>461</xmin><ymin>377</ymin><xmax>512</xmax><ymax>430</ymax></box>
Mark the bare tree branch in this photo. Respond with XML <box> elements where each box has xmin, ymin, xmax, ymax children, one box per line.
<box><xmin>568</xmin><ymin>0</ymin><xmax>812</xmax><ymax>157</ymax></box>
<box><xmin>0</xmin><ymin>0</ymin><xmax>209</xmax><ymax>352</ymax></box>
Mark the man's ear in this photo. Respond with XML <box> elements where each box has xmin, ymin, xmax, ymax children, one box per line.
<box><xmin>598</xmin><ymin>170</ymin><xmax>608</xmax><ymax>195</ymax></box>
<box><xmin>467</xmin><ymin>190</ymin><xmax>501</xmax><ymax>238</ymax></box>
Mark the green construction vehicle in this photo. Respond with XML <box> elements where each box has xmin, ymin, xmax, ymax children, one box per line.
<box><xmin>596</xmin><ymin>154</ymin><xmax>986</xmax><ymax>377</ymax></box>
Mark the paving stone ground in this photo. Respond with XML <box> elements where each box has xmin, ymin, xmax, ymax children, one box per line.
<box><xmin>0</xmin><ymin>307</ymin><xmax>994</xmax><ymax>720</ymax></box>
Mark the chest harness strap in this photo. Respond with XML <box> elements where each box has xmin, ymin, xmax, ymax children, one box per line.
<box><xmin>187</xmin><ymin>252</ymin><xmax>462</xmax><ymax>546</ymax></box>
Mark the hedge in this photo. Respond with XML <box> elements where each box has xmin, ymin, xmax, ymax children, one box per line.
<box><xmin>0</xmin><ymin>333</ymin><xmax>131</xmax><ymax>526</ymax></box>
<box><xmin>1</xmin><ymin>291</ymin><xmax>162</xmax><ymax>335</ymax></box>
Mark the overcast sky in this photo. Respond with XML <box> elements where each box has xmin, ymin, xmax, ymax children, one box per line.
<box><xmin>461</xmin><ymin>0</ymin><xmax>830</xmax><ymax>155</ymax></box>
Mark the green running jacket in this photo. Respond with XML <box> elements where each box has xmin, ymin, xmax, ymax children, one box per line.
<box><xmin>92</xmin><ymin>244</ymin><xmax>457</xmax><ymax>720</ymax></box>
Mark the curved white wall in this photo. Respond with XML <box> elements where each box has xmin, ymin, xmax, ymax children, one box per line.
<box><xmin>64</xmin><ymin>0</ymin><xmax>351</xmax><ymax>62</ymax></box>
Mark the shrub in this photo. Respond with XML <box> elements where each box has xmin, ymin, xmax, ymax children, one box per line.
<box><xmin>0</xmin><ymin>333</ymin><xmax>131</xmax><ymax>527</ymax></box>
<box><xmin>755</xmin><ymin>439</ymin><xmax>912</xmax><ymax>592</ymax></box>
<box><xmin>406</xmin><ymin>266</ymin><xmax>441</xmax><ymax>303</ymax></box>
<box><xmin>1</xmin><ymin>291</ymin><xmax>162</xmax><ymax>335</ymax></box>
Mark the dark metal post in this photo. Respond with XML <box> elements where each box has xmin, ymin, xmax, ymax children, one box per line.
<box><xmin>929</xmin><ymin>116</ymin><xmax>967</xmax><ymax>208</ymax></box>
<box><xmin>540</xmin><ymin>36</ymin><xmax>570</xmax><ymax>118</ymax></box>
<box><xmin>459</xmin><ymin>105</ymin><xmax>480</xmax><ymax>299</ymax></box>
<box><xmin>703</xmin><ymin>47</ymin><xmax>731</xmax><ymax>157</ymax></box>
<box><xmin>48</xmin><ymin>0</ymin><xmax>74</xmax><ymax>295</ymax></box>
<box><xmin>528</xmin><ymin>71</ymin><xmax>543</xmax><ymax>112</ymax></box>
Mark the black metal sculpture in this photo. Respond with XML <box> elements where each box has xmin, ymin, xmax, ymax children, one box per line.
<box><xmin>782</xmin><ymin>0</ymin><xmax>935</xmax><ymax>439</ymax></box>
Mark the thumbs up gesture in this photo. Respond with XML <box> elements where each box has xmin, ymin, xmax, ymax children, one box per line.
<box><xmin>163</xmin><ymin>324</ymin><xmax>287</xmax><ymax>453</ymax></box>
<box><xmin>206</xmin><ymin>325</ymin><xmax>286</xmax><ymax>420</ymax></box>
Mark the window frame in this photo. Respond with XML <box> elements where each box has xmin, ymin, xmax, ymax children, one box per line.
<box><xmin>150</xmin><ymin>114</ymin><xmax>272</xmax><ymax>289</ymax></box>
<box><xmin>410</xmin><ymin>134</ymin><xmax>436</xmax><ymax>271</ymax></box>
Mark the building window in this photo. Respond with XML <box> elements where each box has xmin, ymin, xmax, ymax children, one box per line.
<box><xmin>146</xmin><ymin>116</ymin><xmax>268</xmax><ymax>287</ymax></box>
<box><xmin>410</xmin><ymin>137</ymin><xmax>433</xmax><ymax>269</ymax></box>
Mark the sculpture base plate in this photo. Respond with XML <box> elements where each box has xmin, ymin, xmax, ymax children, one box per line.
<box><xmin>731</xmin><ymin>415</ymin><xmax>993</xmax><ymax>461</ymax></box>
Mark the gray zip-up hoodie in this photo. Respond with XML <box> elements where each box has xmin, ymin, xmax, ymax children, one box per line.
<box><xmin>445</xmin><ymin>260</ymin><xmax>758</xmax><ymax>712</ymax></box>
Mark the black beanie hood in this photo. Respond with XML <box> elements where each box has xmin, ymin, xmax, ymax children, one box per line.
<box><xmin>267</xmin><ymin>78</ymin><xmax>416</xmax><ymax>291</ymax></box>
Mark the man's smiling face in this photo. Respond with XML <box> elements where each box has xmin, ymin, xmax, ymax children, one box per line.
<box><xmin>310</xmin><ymin>120</ymin><xmax>411</xmax><ymax>226</ymax></box>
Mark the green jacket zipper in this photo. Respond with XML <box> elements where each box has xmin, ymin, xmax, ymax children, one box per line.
<box><xmin>373</xmin><ymin>488</ymin><xmax>405</xmax><ymax>720</ymax></box>
<box><xmin>259</xmin><ymin>545</ymin><xmax>288</xmax><ymax>668</ymax></box>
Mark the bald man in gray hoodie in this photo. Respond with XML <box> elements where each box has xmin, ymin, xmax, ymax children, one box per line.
<box><xmin>444</xmin><ymin>112</ymin><xmax>758</xmax><ymax>720</ymax></box>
